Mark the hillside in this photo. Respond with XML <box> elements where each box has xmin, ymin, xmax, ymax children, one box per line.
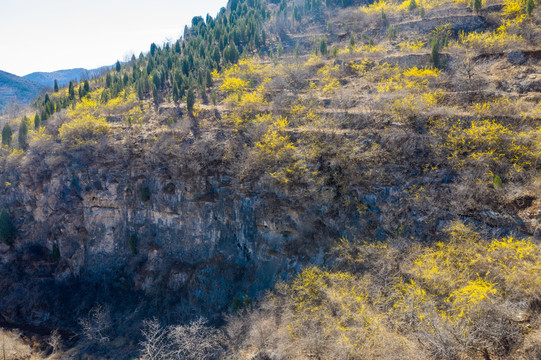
<box><xmin>24</xmin><ymin>66</ymin><xmax>110</xmax><ymax>88</ymax></box>
<box><xmin>0</xmin><ymin>70</ymin><xmax>43</xmax><ymax>111</ymax></box>
<box><xmin>1</xmin><ymin>0</ymin><xmax>541</xmax><ymax>359</ymax></box>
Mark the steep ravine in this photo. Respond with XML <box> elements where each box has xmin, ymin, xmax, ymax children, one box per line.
<box><xmin>0</xmin><ymin>146</ymin><xmax>341</xmax><ymax>331</ymax></box>
<box><xmin>1</xmin><ymin>140</ymin><xmax>531</xmax><ymax>333</ymax></box>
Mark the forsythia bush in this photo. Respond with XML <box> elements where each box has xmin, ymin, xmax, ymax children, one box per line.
<box><xmin>58</xmin><ymin>114</ymin><xmax>109</xmax><ymax>148</ymax></box>
<box><xmin>233</xmin><ymin>222</ymin><xmax>541</xmax><ymax>359</ymax></box>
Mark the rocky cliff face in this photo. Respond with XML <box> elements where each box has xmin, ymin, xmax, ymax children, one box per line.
<box><xmin>0</xmin><ymin>142</ymin><xmax>341</xmax><ymax>329</ymax></box>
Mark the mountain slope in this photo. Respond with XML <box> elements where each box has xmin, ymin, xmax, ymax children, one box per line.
<box><xmin>24</xmin><ymin>66</ymin><xmax>110</xmax><ymax>88</ymax></box>
<box><xmin>1</xmin><ymin>0</ymin><xmax>541</xmax><ymax>359</ymax></box>
<box><xmin>0</xmin><ymin>70</ymin><xmax>43</xmax><ymax>111</ymax></box>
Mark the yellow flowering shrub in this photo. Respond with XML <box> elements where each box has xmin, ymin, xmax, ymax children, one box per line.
<box><xmin>397</xmin><ymin>40</ymin><xmax>426</xmax><ymax>52</ymax></box>
<box><xmin>432</xmin><ymin>118</ymin><xmax>541</xmax><ymax>172</ymax></box>
<box><xmin>58</xmin><ymin>114</ymin><xmax>109</xmax><ymax>148</ymax></box>
<box><xmin>220</xmin><ymin>77</ymin><xmax>247</xmax><ymax>94</ymax></box>
<box><xmin>459</xmin><ymin>29</ymin><xmax>524</xmax><ymax>52</ymax></box>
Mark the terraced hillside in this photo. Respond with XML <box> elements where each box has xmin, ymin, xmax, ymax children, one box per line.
<box><xmin>0</xmin><ymin>0</ymin><xmax>540</xmax><ymax>359</ymax></box>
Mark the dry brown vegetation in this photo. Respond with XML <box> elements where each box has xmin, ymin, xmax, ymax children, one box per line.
<box><xmin>2</xmin><ymin>0</ymin><xmax>541</xmax><ymax>358</ymax></box>
<box><xmin>224</xmin><ymin>222</ymin><xmax>541</xmax><ymax>359</ymax></box>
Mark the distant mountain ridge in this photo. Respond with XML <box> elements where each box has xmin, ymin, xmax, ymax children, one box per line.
<box><xmin>0</xmin><ymin>65</ymin><xmax>110</xmax><ymax>112</ymax></box>
<box><xmin>0</xmin><ymin>70</ymin><xmax>44</xmax><ymax>111</ymax></box>
<box><xmin>24</xmin><ymin>65</ymin><xmax>111</xmax><ymax>88</ymax></box>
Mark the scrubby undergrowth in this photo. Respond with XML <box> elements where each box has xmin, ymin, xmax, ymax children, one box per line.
<box><xmin>2</xmin><ymin>0</ymin><xmax>541</xmax><ymax>358</ymax></box>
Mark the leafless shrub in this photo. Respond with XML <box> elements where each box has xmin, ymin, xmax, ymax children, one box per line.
<box><xmin>223</xmin><ymin>312</ymin><xmax>247</xmax><ymax>355</ymax></box>
<box><xmin>168</xmin><ymin>318</ymin><xmax>223</xmax><ymax>360</ymax></box>
<box><xmin>140</xmin><ymin>317</ymin><xmax>223</xmax><ymax>360</ymax></box>
<box><xmin>47</xmin><ymin>329</ymin><xmax>62</xmax><ymax>355</ymax></box>
<box><xmin>78</xmin><ymin>304</ymin><xmax>112</xmax><ymax>345</ymax></box>
<box><xmin>140</xmin><ymin>318</ymin><xmax>169</xmax><ymax>360</ymax></box>
<box><xmin>449</xmin><ymin>48</ymin><xmax>478</xmax><ymax>92</ymax></box>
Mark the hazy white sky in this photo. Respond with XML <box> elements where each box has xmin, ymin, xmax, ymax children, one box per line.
<box><xmin>0</xmin><ymin>0</ymin><xmax>227</xmax><ymax>76</ymax></box>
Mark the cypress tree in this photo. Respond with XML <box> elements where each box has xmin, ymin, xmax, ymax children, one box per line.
<box><xmin>41</xmin><ymin>109</ymin><xmax>48</xmax><ymax>122</ymax></box>
<box><xmin>54</xmin><ymin>79</ymin><xmax>59</xmax><ymax>92</ymax></box>
<box><xmin>68</xmin><ymin>81</ymin><xmax>75</xmax><ymax>100</ymax></box>
<box><xmin>51</xmin><ymin>243</ymin><xmax>60</xmax><ymax>261</ymax></box>
<box><xmin>0</xmin><ymin>209</ymin><xmax>16</xmax><ymax>246</ymax></box>
<box><xmin>381</xmin><ymin>9</ymin><xmax>388</xmax><ymax>27</ymax></box>
<box><xmin>186</xmin><ymin>87</ymin><xmax>195</xmax><ymax>113</ymax></box>
<box><xmin>526</xmin><ymin>0</ymin><xmax>535</xmax><ymax>16</ymax></box>
<box><xmin>173</xmin><ymin>83</ymin><xmax>180</xmax><ymax>103</ymax></box>
<box><xmin>2</xmin><ymin>123</ymin><xmax>12</xmax><ymax>146</ymax></box>
<box><xmin>320</xmin><ymin>37</ymin><xmax>327</xmax><ymax>56</ymax></box>
<box><xmin>34</xmin><ymin>113</ymin><xmax>40</xmax><ymax>129</ymax></box>
<box><xmin>18</xmin><ymin>117</ymin><xmax>28</xmax><ymax>149</ymax></box>
<box><xmin>431</xmin><ymin>40</ymin><xmax>440</xmax><ymax>68</ymax></box>
<box><xmin>152</xmin><ymin>85</ymin><xmax>159</xmax><ymax>105</ymax></box>
<box><xmin>206</xmin><ymin>70</ymin><xmax>213</xmax><ymax>87</ymax></box>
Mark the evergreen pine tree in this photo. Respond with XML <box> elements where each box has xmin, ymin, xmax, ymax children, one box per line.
<box><xmin>68</xmin><ymin>81</ymin><xmax>75</xmax><ymax>100</ymax></box>
<box><xmin>51</xmin><ymin>243</ymin><xmax>60</xmax><ymax>261</ymax></box>
<box><xmin>473</xmin><ymin>0</ymin><xmax>482</xmax><ymax>12</ymax></box>
<box><xmin>54</xmin><ymin>79</ymin><xmax>59</xmax><ymax>92</ymax></box>
<box><xmin>152</xmin><ymin>85</ymin><xmax>159</xmax><ymax>106</ymax></box>
<box><xmin>350</xmin><ymin>34</ymin><xmax>355</xmax><ymax>50</ymax></box>
<box><xmin>187</xmin><ymin>87</ymin><xmax>195</xmax><ymax>113</ymax></box>
<box><xmin>526</xmin><ymin>0</ymin><xmax>535</xmax><ymax>16</ymax></box>
<box><xmin>206</xmin><ymin>70</ymin><xmax>213</xmax><ymax>87</ymax></box>
<box><xmin>84</xmin><ymin>80</ymin><xmax>90</xmax><ymax>93</ymax></box>
<box><xmin>294</xmin><ymin>42</ymin><xmax>300</xmax><ymax>59</ymax></box>
<box><xmin>173</xmin><ymin>83</ymin><xmax>180</xmax><ymax>103</ymax></box>
<box><xmin>18</xmin><ymin>117</ymin><xmax>28</xmax><ymax>149</ymax></box>
<box><xmin>408</xmin><ymin>0</ymin><xmax>417</xmax><ymax>12</ymax></box>
<box><xmin>115</xmin><ymin>60</ymin><xmax>121</xmax><ymax>72</ymax></box>
<box><xmin>0</xmin><ymin>209</ymin><xmax>16</xmax><ymax>246</ymax></box>
<box><xmin>431</xmin><ymin>40</ymin><xmax>440</xmax><ymax>68</ymax></box>
<box><xmin>34</xmin><ymin>113</ymin><xmax>40</xmax><ymax>129</ymax></box>
<box><xmin>2</xmin><ymin>123</ymin><xmax>12</xmax><ymax>146</ymax></box>
<box><xmin>381</xmin><ymin>9</ymin><xmax>388</xmax><ymax>27</ymax></box>
<box><xmin>320</xmin><ymin>37</ymin><xmax>327</xmax><ymax>56</ymax></box>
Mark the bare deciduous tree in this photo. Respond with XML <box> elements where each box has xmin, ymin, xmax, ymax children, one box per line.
<box><xmin>140</xmin><ymin>318</ymin><xmax>169</xmax><ymax>360</ymax></box>
<box><xmin>168</xmin><ymin>317</ymin><xmax>222</xmax><ymax>360</ymax></box>
<box><xmin>78</xmin><ymin>304</ymin><xmax>112</xmax><ymax>345</ymax></box>
<box><xmin>47</xmin><ymin>329</ymin><xmax>62</xmax><ymax>354</ymax></box>
<box><xmin>140</xmin><ymin>317</ymin><xmax>223</xmax><ymax>360</ymax></box>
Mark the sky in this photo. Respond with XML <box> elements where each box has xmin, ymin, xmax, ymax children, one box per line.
<box><xmin>0</xmin><ymin>0</ymin><xmax>227</xmax><ymax>76</ymax></box>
